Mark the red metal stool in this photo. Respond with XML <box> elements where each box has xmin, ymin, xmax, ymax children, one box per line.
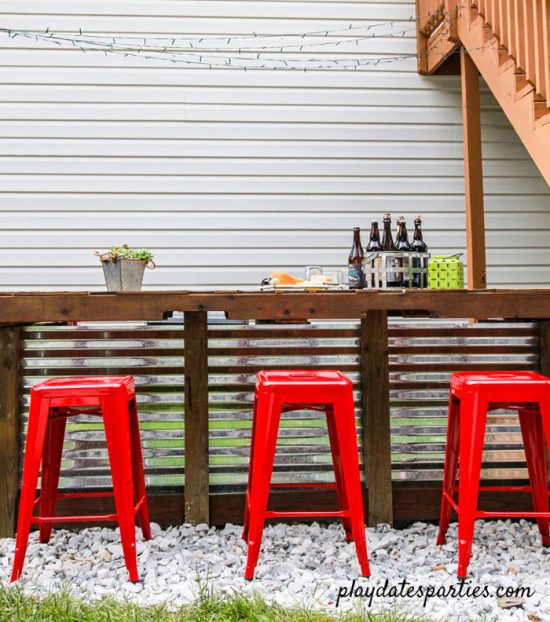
<box><xmin>11</xmin><ymin>376</ymin><xmax>151</xmax><ymax>583</ymax></box>
<box><xmin>437</xmin><ymin>371</ymin><xmax>550</xmax><ymax>577</ymax></box>
<box><xmin>242</xmin><ymin>370</ymin><xmax>370</xmax><ymax>580</ymax></box>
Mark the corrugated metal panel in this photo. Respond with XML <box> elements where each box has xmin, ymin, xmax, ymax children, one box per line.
<box><xmin>0</xmin><ymin>0</ymin><xmax>549</xmax><ymax>291</ymax></box>
<box><xmin>20</xmin><ymin>319</ymin><xmax>539</xmax><ymax>492</ymax></box>
<box><xmin>22</xmin><ymin>324</ymin><xmax>186</xmax><ymax>489</ymax></box>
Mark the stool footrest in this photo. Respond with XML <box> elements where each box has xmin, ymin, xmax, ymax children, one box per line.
<box><xmin>270</xmin><ymin>483</ymin><xmax>338</xmax><ymax>490</ymax></box>
<box><xmin>476</xmin><ymin>510</ymin><xmax>550</xmax><ymax>518</ymax></box>
<box><xmin>31</xmin><ymin>513</ymin><xmax>118</xmax><ymax>524</ymax></box>
<box><xmin>478</xmin><ymin>485</ymin><xmax>535</xmax><ymax>493</ymax></box>
<box><xmin>31</xmin><ymin>493</ymin><xmax>146</xmax><ymax>524</ymax></box>
<box><xmin>32</xmin><ymin>492</ymin><xmax>116</xmax><ymax>506</ymax></box>
<box><xmin>264</xmin><ymin>510</ymin><xmax>350</xmax><ymax>519</ymax></box>
<box><xmin>55</xmin><ymin>491</ymin><xmax>116</xmax><ymax>500</ymax></box>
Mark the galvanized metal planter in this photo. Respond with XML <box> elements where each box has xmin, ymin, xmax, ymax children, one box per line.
<box><xmin>101</xmin><ymin>258</ymin><xmax>147</xmax><ymax>291</ymax></box>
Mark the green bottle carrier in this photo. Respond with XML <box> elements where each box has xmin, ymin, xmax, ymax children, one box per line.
<box><xmin>428</xmin><ymin>255</ymin><xmax>464</xmax><ymax>289</ymax></box>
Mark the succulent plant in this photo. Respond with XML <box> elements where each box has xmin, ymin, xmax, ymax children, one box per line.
<box><xmin>94</xmin><ymin>244</ymin><xmax>155</xmax><ymax>267</ymax></box>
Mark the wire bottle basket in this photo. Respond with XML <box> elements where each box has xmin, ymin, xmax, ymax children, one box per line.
<box><xmin>362</xmin><ymin>251</ymin><xmax>430</xmax><ymax>289</ymax></box>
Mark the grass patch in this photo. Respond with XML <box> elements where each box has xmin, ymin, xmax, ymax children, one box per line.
<box><xmin>0</xmin><ymin>585</ymin><xmax>436</xmax><ymax>622</ymax></box>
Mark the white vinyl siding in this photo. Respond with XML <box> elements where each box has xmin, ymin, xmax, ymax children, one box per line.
<box><xmin>0</xmin><ymin>0</ymin><xmax>549</xmax><ymax>290</ymax></box>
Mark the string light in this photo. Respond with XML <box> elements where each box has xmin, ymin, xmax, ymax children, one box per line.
<box><xmin>0</xmin><ymin>12</ymin><xmax>488</xmax><ymax>72</ymax></box>
<box><xmin>33</xmin><ymin>23</ymin><xmax>422</xmax><ymax>54</ymax></box>
<box><xmin>0</xmin><ymin>9</ymin><xmax>458</xmax><ymax>50</ymax></box>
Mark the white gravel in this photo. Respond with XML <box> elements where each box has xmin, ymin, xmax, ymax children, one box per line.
<box><xmin>1</xmin><ymin>519</ymin><xmax>550</xmax><ymax>621</ymax></box>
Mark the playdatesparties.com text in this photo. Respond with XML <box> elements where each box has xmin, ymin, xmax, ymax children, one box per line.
<box><xmin>335</xmin><ymin>578</ymin><xmax>534</xmax><ymax>608</ymax></box>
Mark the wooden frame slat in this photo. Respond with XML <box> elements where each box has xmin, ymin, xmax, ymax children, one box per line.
<box><xmin>461</xmin><ymin>47</ymin><xmax>487</xmax><ymax>289</ymax></box>
<box><xmin>507</xmin><ymin>0</ymin><xmax>515</xmax><ymax>60</ymax></box>
<box><xmin>361</xmin><ymin>311</ymin><xmax>393</xmax><ymax>526</ymax></box>
<box><xmin>533</xmin><ymin>0</ymin><xmax>545</xmax><ymax>99</ymax></box>
<box><xmin>523</xmin><ymin>0</ymin><xmax>536</xmax><ymax>84</ymax></box>
<box><xmin>0</xmin><ymin>327</ymin><xmax>21</xmax><ymax>538</ymax></box>
<box><xmin>543</xmin><ymin>0</ymin><xmax>550</xmax><ymax>106</ymax></box>
<box><xmin>513</xmin><ymin>0</ymin><xmax>524</xmax><ymax>71</ymax></box>
<box><xmin>495</xmin><ymin>0</ymin><xmax>502</xmax><ymax>35</ymax></box>
<box><xmin>498</xmin><ymin>0</ymin><xmax>505</xmax><ymax>44</ymax></box>
<box><xmin>183</xmin><ymin>311</ymin><xmax>210</xmax><ymax>525</ymax></box>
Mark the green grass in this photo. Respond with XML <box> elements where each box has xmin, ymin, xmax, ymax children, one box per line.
<box><xmin>0</xmin><ymin>585</ymin><xmax>437</xmax><ymax>622</ymax></box>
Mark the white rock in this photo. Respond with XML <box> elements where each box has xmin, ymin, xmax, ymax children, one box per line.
<box><xmin>3</xmin><ymin>518</ymin><xmax>550</xmax><ymax>621</ymax></box>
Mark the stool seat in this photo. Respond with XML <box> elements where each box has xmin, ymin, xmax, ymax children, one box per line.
<box><xmin>451</xmin><ymin>371</ymin><xmax>550</xmax><ymax>393</ymax></box>
<box><xmin>438</xmin><ymin>370</ymin><xmax>550</xmax><ymax>577</ymax></box>
<box><xmin>257</xmin><ymin>370</ymin><xmax>351</xmax><ymax>388</ymax></box>
<box><xmin>243</xmin><ymin>369</ymin><xmax>370</xmax><ymax>580</ymax></box>
<box><xmin>11</xmin><ymin>375</ymin><xmax>151</xmax><ymax>583</ymax></box>
<box><xmin>32</xmin><ymin>375</ymin><xmax>135</xmax><ymax>396</ymax></box>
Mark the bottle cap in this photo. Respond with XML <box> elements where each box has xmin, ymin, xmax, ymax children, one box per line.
<box><xmin>415</xmin><ymin>215</ymin><xmax>422</xmax><ymax>221</ymax></box>
<box><xmin>383</xmin><ymin>213</ymin><xmax>391</xmax><ymax>219</ymax></box>
<box><xmin>371</xmin><ymin>219</ymin><xmax>378</xmax><ymax>224</ymax></box>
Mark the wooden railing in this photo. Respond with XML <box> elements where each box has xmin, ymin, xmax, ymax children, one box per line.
<box><xmin>477</xmin><ymin>0</ymin><xmax>550</xmax><ymax>118</ymax></box>
<box><xmin>417</xmin><ymin>0</ymin><xmax>550</xmax><ymax>185</ymax></box>
<box><xmin>416</xmin><ymin>0</ymin><xmax>460</xmax><ymax>74</ymax></box>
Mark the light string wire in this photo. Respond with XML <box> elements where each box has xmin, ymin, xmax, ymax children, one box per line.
<box><xmin>22</xmin><ymin>23</ymin><xmax>423</xmax><ymax>54</ymax></box>
<box><xmin>0</xmin><ymin>10</ymin><xmax>488</xmax><ymax>71</ymax></box>
<box><xmin>0</xmin><ymin>23</ymin><xmax>422</xmax><ymax>60</ymax></box>
<box><xmin>0</xmin><ymin>7</ymin><xmax>463</xmax><ymax>50</ymax></box>
<box><xmin>0</xmin><ymin>9</ymin><xmax>459</xmax><ymax>57</ymax></box>
<box><xmin>0</xmin><ymin>28</ymin><xmax>491</xmax><ymax>71</ymax></box>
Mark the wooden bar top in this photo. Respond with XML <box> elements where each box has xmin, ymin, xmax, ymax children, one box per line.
<box><xmin>1</xmin><ymin>288</ymin><xmax>550</xmax><ymax>322</ymax></box>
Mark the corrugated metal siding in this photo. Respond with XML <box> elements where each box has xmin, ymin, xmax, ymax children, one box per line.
<box><xmin>0</xmin><ymin>0</ymin><xmax>549</xmax><ymax>290</ymax></box>
<box><xmin>20</xmin><ymin>319</ymin><xmax>539</xmax><ymax>492</ymax></box>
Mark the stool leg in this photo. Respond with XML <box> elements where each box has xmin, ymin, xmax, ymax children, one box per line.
<box><xmin>242</xmin><ymin>396</ymin><xmax>258</xmax><ymax>542</ymax></box>
<box><xmin>39</xmin><ymin>416</ymin><xmax>67</xmax><ymax>544</ymax></box>
<box><xmin>332</xmin><ymin>392</ymin><xmax>370</xmax><ymax>578</ymax></box>
<box><xmin>437</xmin><ymin>394</ymin><xmax>460</xmax><ymax>545</ymax></box>
<box><xmin>102</xmin><ymin>395</ymin><xmax>139</xmax><ymax>582</ymax></box>
<box><xmin>519</xmin><ymin>407</ymin><xmax>550</xmax><ymax>546</ymax></box>
<box><xmin>326</xmin><ymin>405</ymin><xmax>353</xmax><ymax>542</ymax></box>
<box><xmin>129</xmin><ymin>398</ymin><xmax>151</xmax><ymax>541</ymax></box>
<box><xmin>11</xmin><ymin>397</ymin><xmax>51</xmax><ymax>582</ymax></box>
<box><xmin>244</xmin><ymin>391</ymin><xmax>282</xmax><ymax>580</ymax></box>
<box><xmin>529</xmin><ymin>399</ymin><xmax>550</xmax><ymax>546</ymax></box>
<box><xmin>457</xmin><ymin>392</ymin><xmax>487</xmax><ymax>578</ymax></box>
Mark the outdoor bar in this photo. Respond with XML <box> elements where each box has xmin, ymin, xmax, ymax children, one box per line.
<box><xmin>1</xmin><ymin>288</ymin><xmax>549</xmax><ymax>538</ymax></box>
<box><xmin>2</xmin><ymin>0</ymin><xmax>550</xmax><ymax>617</ymax></box>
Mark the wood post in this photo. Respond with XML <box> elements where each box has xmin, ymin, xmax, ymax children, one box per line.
<box><xmin>461</xmin><ymin>47</ymin><xmax>487</xmax><ymax>290</ymax></box>
<box><xmin>539</xmin><ymin>321</ymin><xmax>550</xmax><ymax>377</ymax></box>
<box><xmin>415</xmin><ymin>0</ymin><xmax>429</xmax><ymax>74</ymax></box>
<box><xmin>0</xmin><ymin>326</ymin><xmax>21</xmax><ymax>537</ymax></box>
<box><xmin>360</xmin><ymin>311</ymin><xmax>393</xmax><ymax>525</ymax></box>
<box><xmin>183</xmin><ymin>311</ymin><xmax>210</xmax><ymax>525</ymax></box>
<box><xmin>538</xmin><ymin>320</ymin><xmax>550</xmax><ymax>482</ymax></box>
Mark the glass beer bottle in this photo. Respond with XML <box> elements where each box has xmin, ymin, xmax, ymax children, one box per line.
<box><xmin>348</xmin><ymin>227</ymin><xmax>365</xmax><ymax>289</ymax></box>
<box><xmin>381</xmin><ymin>213</ymin><xmax>398</xmax><ymax>287</ymax></box>
<box><xmin>395</xmin><ymin>216</ymin><xmax>410</xmax><ymax>287</ymax></box>
<box><xmin>366</xmin><ymin>220</ymin><xmax>382</xmax><ymax>287</ymax></box>
<box><xmin>410</xmin><ymin>215</ymin><xmax>428</xmax><ymax>288</ymax></box>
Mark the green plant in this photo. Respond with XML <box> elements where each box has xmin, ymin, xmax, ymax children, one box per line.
<box><xmin>0</xmin><ymin>584</ymin><xmax>438</xmax><ymax>622</ymax></box>
<box><xmin>95</xmin><ymin>244</ymin><xmax>155</xmax><ymax>267</ymax></box>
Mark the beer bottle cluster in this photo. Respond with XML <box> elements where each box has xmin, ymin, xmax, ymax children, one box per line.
<box><xmin>348</xmin><ymin>214</ymin><xmax>428</xmax><ymax>289</ymax></box>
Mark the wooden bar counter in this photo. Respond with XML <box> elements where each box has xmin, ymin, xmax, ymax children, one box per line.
<box><xmin>1</xmin><ymin>289</ymin><xmax>549</xmax><ymax>535</ymax></box>
<box><xmin>1</xmin><ymin>288</ymin><xmax>550</xmax><ymax>323</ymax></box>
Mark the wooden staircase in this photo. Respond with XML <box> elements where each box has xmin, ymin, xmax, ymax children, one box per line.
<box><xmin>416</xmin><ymin>0</ymin><xmax>550</xmax><ymax>186</ymax></box>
